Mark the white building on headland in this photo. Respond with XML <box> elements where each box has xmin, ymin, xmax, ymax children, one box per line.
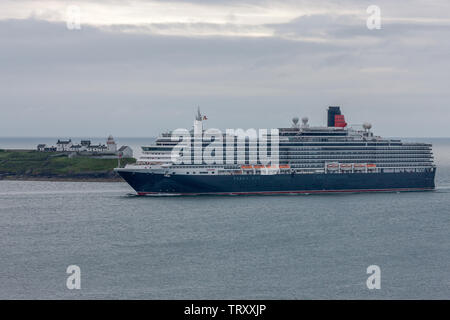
<box><xmin>106</xmin><ymin>135</ymin><xmax>117</xmax><ymax>153</ymax></box>
<box><xmin>56</xmin><ymin>139</ymin><xmax>72</xmax><ymax>151</ymax></box>
<box><xmin>118</xmin><ymin>145</ymin><xmax>133</xmax><ymax>158</ymax></box>
<box><xmin>37</xmin><ymin>135</ymin><xmax>133</xmax><ymax>158</ymax></box>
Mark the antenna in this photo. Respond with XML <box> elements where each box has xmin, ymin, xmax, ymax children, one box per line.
<box><xmin>196</xmin><ymin>106</ymin><xmax>202</xmax><ymax>121</ymax></box>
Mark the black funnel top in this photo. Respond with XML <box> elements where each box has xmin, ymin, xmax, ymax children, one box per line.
<box><xmin>327</xmin><ymin>106</ymin><xmax>341</xmax><ymax>127</ymax></box>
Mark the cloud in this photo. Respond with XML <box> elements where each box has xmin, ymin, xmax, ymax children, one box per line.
<box><xmin>0</xmin><ymin>1</ymin><xmax>449</xmax><ymax>137</ymax></box>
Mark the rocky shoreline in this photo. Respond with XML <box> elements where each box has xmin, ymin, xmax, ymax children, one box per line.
<box><xmin>0</xmin><ymin>172</ymin><xmax>124</xmax><ymax>182</ymax></box>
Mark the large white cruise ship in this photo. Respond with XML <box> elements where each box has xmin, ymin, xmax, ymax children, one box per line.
<box><xmin>115</xmin><ymin>106</ymin><xmax>436</xmax><ymax>195</ymax></box>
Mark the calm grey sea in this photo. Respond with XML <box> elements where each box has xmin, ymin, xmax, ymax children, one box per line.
<box><xmin>1</xmin><ymin>138</ymin><xmax>450</xmax><ymax>299</ymax></box>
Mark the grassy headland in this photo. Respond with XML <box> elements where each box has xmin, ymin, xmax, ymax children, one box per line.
<box><xmin>0</xmin><ymin>150</ymin><xmax>136</xmax><ymax>181</ymax></box>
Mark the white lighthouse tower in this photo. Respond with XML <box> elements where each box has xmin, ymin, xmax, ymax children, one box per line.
<box><xmin>106</xmin><ymin>134</ymin><xmax>117</xmax><ymax>153</ymax></box>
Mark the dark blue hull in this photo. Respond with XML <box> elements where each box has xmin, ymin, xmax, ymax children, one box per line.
<box><xmin>117</xmin><ymin>170</ymin><xmax>436</xmax><ymax>195</ymax></box>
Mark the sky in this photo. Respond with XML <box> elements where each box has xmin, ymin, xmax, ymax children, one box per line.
<box><xmin>0</xmin><ymin>0</ymin><xmax>449</xmax><ymax>137</ymax></box>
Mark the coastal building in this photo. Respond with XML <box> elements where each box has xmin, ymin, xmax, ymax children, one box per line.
<box><xmin>36</xmin><ymin>144</ymin><xmax>58</xmax><ymax>152</ymax></box>
<box><xmin>37</xmin><ymin>136</ymin><xmax>133</xmax><ymax>158</ymax></box>
<box><xmin>118</xmin><ymin>145</ymin><xmax>133</xmax><ymax>158</ymax></box>
<box><xmin>106</xmin><ymin>135</ymin><xmax>117</xmax><ymax>153</ymax></box>
<box><xmin>81</xmin><ymin>140</ymin><xmax>91</xmax><ymax>147</ymax></box>
<box><xmin>56</xmin><ymin>139</ymin><xmax>72</xmax><ymax>151</ymax></box>
<box><xmin>37</xmin><ymin>144</ymin><xmax>46</xmax><ymax>152</ymax></box>
<box><xmin>68</xmin><ymin>144</ymin><xmax>85</xmax><ymax>152</ymax></box>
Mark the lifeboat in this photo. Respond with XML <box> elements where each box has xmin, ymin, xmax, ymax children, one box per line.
<box><xmin>353</xmin><ymin>163</ymin><xmax>366</xmax><ymax>171</ymax></box>
<box><xmin>326</xmin><ymin>163</ymin><xmax>339</xmax><ymax>170</ymax></box>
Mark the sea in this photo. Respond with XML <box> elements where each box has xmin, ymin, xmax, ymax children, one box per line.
<box><xmin>0</xmin><ymin>137</ymin><xmax>449</xmax><ymax>299</ymax></box>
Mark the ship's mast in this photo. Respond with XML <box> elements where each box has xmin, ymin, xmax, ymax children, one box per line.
<box><xmin>195</xmin><ymin>106</ymin><xmax>202</xmax><ymax>121</ymax></box>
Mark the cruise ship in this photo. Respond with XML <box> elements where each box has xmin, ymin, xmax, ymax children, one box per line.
<box><xmin>115</xmin><ymin>106</ymin><xmax>436</xmax><ymax>195</ymax></box>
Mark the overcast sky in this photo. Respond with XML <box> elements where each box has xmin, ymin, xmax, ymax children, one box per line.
<box><xmin>0</xmin><ymin>0</ymin><xmax>449</xmax><ymax>137</ymax></box>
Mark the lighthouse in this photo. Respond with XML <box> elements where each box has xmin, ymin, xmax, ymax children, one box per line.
<box><xmin>106</xmin><ymin>135</ymin><xmax>117</xmax><ymax>153</ymax></box>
